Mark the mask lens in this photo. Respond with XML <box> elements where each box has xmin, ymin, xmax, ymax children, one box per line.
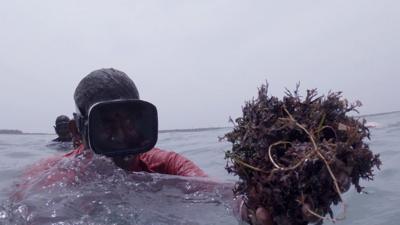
<box><xmin>88</xmin><ymin>100</ymin><xmax>158</xmax><ymax>156</ymax></box>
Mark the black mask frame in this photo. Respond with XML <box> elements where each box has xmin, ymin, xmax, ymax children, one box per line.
<box><xmin>73</xmin><ymin>99</ymin><xmax>158</xmax><ymax>157</ymax></box>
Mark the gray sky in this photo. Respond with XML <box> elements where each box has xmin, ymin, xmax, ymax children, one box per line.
<box><xmin>0</xmin><ymin>0</ymin><xmax>399</xmax><ymax>133</ymax></box>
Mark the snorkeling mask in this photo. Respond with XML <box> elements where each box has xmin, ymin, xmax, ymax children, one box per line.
<box><xmin>74</xmin><ymin>99</ymin><xmax>158</xmax><ymax>157</ymax></box>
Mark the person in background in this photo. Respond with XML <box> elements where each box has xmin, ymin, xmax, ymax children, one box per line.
<box><xmin>52</xmin><ymin>115</ymin><xmax>72</xmax><ymax>142</ymax></box>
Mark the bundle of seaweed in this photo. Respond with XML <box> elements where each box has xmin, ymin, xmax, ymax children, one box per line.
<box><xmin>224</xmin><ymin>83</ymin><xmax>381</xmax><ymax>225</ymax></box>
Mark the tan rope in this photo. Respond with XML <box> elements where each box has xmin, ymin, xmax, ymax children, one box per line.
<box><xmin>283</xmin><ymin>106</ymin><xmax>347</xmax><ymax>221</ymax></box>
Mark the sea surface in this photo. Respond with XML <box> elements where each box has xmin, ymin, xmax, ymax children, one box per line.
<box><xmin>0</xmin><ymin>111</ymin><xmax>399</xmax><ymax>225</ymax></box>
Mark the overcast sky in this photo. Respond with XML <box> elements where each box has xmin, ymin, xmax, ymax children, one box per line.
<box><xmin>0</xmin><ymin>0</ymin><xmax>399</xmax><ymax>133</ymax></box>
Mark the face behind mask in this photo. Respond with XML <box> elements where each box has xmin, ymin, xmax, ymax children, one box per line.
<box><xmin>74</xmin><ymin>99</ymin><xmax>158</xmax><ymax>157</ymax></box>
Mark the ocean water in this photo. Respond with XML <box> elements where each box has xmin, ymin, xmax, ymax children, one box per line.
<box><xmin>0</xmin><ymin>111</ymin><xmax>399</xmax><ymax>225</ymax></box>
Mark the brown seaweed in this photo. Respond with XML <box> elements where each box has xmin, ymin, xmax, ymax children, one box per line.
<box><xmin>224</xmin><ymin>83</ymin><xmax>381</xmax><ymax>225</ymax></box>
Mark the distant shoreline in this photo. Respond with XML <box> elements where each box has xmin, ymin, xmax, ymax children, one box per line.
<box><xmin>0</xmin><ymin>129</ymin><xmax>52</xmax><ymax>135</ymax></box>
<box><xmin>361</xmin><ymin>110</ymin><xmax>400</xmax><ymax>118</ymax></box>
<box><xmin>0</xmin><ymin>129</ymin><xmax>24</xmax><ymax>135</ymax></box>
<box><xmin>159</xmin><ymin>127</ymin><xmax>228</xmax><ymax>133</ymax></box>
<box><xmin>0</xmin><ymin>127</ymin><xmax>229</xmax><ymax>136</ymax></box>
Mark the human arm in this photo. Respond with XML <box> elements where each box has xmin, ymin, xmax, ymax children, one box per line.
<box><xmin>138</xmin><ymin>148</ymin><xmax>207</xmax><ymax>177</ymax></box>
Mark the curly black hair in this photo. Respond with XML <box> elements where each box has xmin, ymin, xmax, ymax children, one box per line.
<box><xmin>74</xmin><ymin>68</ymin><xmax>139</xmax><ymax>116</ymax></box>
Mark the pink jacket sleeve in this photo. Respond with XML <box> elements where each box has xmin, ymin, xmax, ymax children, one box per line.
<box><xmin>137</xmin><ymin>148</ymin><xmax>208</xmax><ymax>177</ymax></box>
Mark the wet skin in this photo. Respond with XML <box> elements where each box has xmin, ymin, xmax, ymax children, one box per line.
<box><xmin>96</xmin><ymin>109</ymin><xmax>143</xmax><ymax>150</ymax></box>
<box><xmin>54</xmin><ymin>122</ymin><xmax>72</xmax><ymax>142</ymax></box>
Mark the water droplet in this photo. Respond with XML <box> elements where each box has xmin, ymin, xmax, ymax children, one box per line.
<box><xmin>185</xmin><ymin>182</ymin><xmax>192</xmax><ymax>191</ymax></box>
<box><xmin>15</xmin><ymin>205</ymin><xmax>29</xmax><ymax>220</ymax></box>
<box><xmin>51</xmin><ymin>210</ymin><xmax>57</xmax><ymax>218</ymax></box>
<box><xmin>0</xmin><ymin>210</ymin><xmax>8</xmax><ymax>219</ymax></box>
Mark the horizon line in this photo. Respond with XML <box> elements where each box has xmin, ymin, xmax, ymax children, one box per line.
<box><xmin>1</xmin><ymin>110</ymin><xmax>399</xmax><ymax>135</ymax></box>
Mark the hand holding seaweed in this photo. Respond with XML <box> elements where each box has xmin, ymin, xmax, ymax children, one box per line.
<box><xmin>224</xmin><ymin>83</ymin><xmax>381</xmax><ymax>225</ymax></box>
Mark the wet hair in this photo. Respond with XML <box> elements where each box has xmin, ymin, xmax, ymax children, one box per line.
<box><xmin>55</xmin><ymin>115</ymin><xmax>70</xmax><ymax>125</ymax></box>
<box><xmin>74</xmin><ymin>68</ymin><xmax>139</xmax><ymax>116</ymax></box>
<box><xmin>54</xmin><ymin>115</ymin><xmax>72</xmax><ymax>140</ymax></box>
